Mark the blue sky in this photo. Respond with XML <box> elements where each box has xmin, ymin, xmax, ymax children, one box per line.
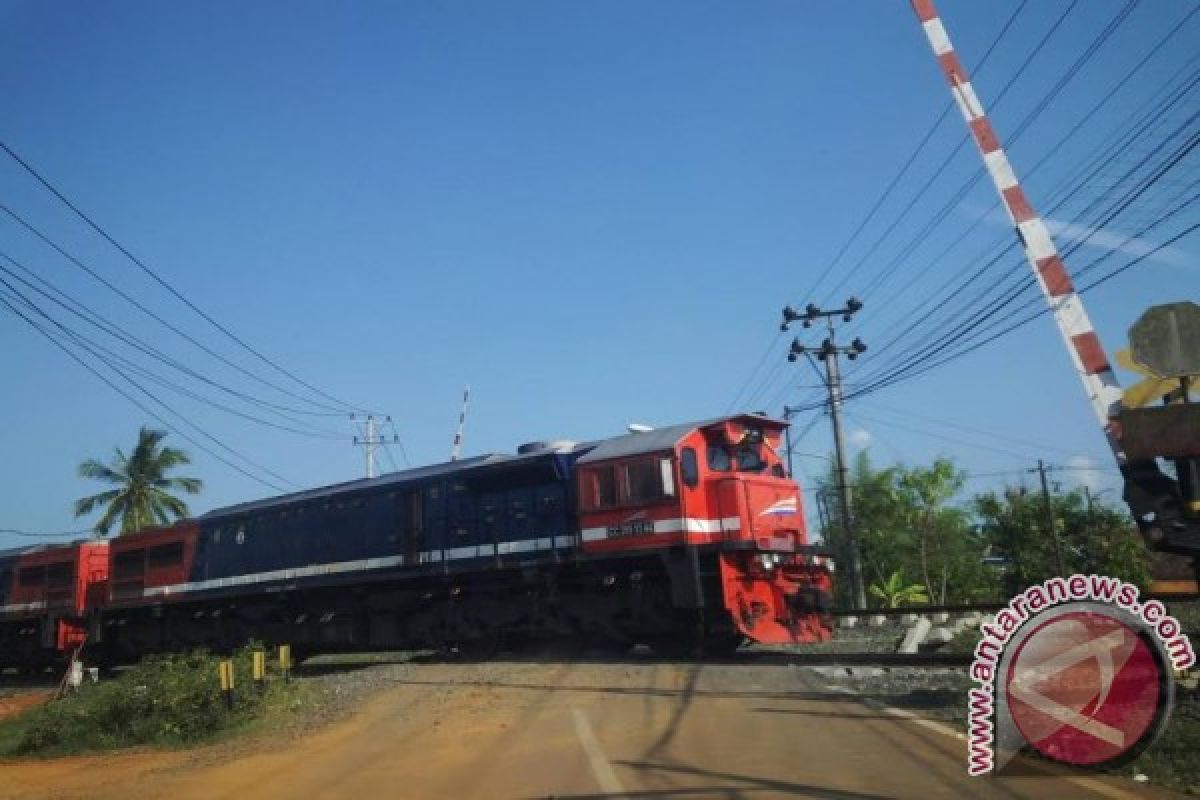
<box><xmin>1</xmin><ymin>1</ymin><xmax>1197</xmax><ymax>546</ymax></box>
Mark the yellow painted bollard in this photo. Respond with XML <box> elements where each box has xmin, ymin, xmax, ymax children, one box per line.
<box><xmin>218</xmin><ymin>659</ymin><xmax>235</xmax><ymax>710</ymax></box>
<box><xmin>252</xmin><ymin>650</ymin><xmax>266</xmax><ymax>690</ymax></box>
<box><xmin>279</xmin><ymin>644</ymin><xmax>292</xmax><ymax>683</ymax></box>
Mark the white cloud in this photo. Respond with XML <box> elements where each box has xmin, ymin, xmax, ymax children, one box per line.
<box><xmin>1061</xmin><ymin>455</ymin><xmax>1111</xmax><ymax>495</ymax></box>
<box><xmin>963</xmin><ymin>202</ymin><xmax>1194</xmax><ymax>271</ymax></box>
<box><xmin>1042</xmin><ymin>217</ymin><xmax>1192</xmax><ymax>270</ymax></box>
<box><xmin>848</xmin><ymin>428</ymin><xmax>872</xmax><ymax>450</ymax></box>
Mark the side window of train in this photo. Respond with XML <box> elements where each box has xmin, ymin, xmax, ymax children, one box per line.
<box><xmin>681</xmin><ymin>448</ymin><xmax>699</xmax><ymax>489</ymax></box>
<box><xmin>593</xmin><ymin>466</ymin><xmax>618</xmax><ymax>508</ymax></box>
<box><xmin>18</xmin><ymin>566</ymin><xmax>44</xmax><ymax>588</ymax></box>
<box><xmin>735</xmin><ymin>444</ymin><xmax>766</xmax><ymax>473</ymax></box>
<box><xmin>707</xmin><ymin>445</ymin><xmax>731</xmax><ymax>472</ymax></box>
<box><xmin>625</xmin><ymin>458</ymin><xmax>674</xmax><ymax>503</ymax></box>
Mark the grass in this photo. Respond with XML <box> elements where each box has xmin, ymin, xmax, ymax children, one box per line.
<box><xmin>1122</xmin><ymin>684</ymin><xmax>1200</xmax><ymax>793</ymax></box>
<box><xmin>0</xmin><ymin>647</ymin><xmax>306</xmax><ymax>758</ymax></box>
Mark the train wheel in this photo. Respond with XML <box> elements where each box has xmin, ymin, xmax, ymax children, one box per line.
<box><xmin>700</xmin><ymin>634</ymin><xmax>744</xmax><ymax>658</ymax></box>
<box><xmin>646</xmin><ymin>633</ymin><xmax>702</xmax><ymax>659</ymax></box>
<box><xmin>451</xmin><ymin>631</ymin><xmax>501</xmax><ymax>662</ymax></box>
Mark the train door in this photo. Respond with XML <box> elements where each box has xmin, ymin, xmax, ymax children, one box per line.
<box><xmin>447</xmin><ymin>479</ymin><xmax>480</xmax><ymax>559</ymax></box>
<box><xmin>0</xmin><ymin>560</ymin><xmax>12</xmax><ymax>607</ymax></box>
<box><xmin>400</xmin><ymin>489</ymin><xmax>424</xmax><ymax>565</ymax></box>
<box><xmin>424</xmin><ymin>483</ymin><xmax>447</xmax><ymax>564</ymax></box>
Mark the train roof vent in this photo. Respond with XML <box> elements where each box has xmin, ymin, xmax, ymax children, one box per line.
<box><xmin>517</xmin><ymin>439</ymin><xmax>578</xmax><ymax>455</ymax></box>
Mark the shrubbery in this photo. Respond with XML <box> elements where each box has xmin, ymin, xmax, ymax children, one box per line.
<box><xmin>1</xmin><ymin>646</ymin><xmax>301</xmax><ymax>756</ymax></box>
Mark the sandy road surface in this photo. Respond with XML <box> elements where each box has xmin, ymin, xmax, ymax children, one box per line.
<box><xmin>0</xmin><ymin>658</ymin><xmax>1179</xmax><ymax>799</ymax></box>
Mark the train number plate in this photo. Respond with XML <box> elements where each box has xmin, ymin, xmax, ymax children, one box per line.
<box><xmin>607</xmin><ymin>520</ymin><xmax>655</xmax><ymax>537</ymax></box>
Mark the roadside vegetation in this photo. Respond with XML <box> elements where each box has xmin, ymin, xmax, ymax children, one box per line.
<box><xmin>1128</xmin><ymin>683</ymin><xmax>1200</xmax><ymax>794</ymax></box>
<box><xmin>0</xmin><ymin>647</ymin><xmax>304</xmax><ymax>758</ymax></box>
<box><xmin>816</xmin><ymin>452</ymin><xmax>1150</xmax><ymax>608</ymax></box>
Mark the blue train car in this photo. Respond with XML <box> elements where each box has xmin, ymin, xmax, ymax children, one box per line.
<box><xmin>102</xmin><ymin>445</ymin><xmax>586</xmax><ymax>656</ymax></box>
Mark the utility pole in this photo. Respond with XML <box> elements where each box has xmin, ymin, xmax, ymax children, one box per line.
<box><xmin>782</xmin><ymin>298</ymin><xmax>868</xmax><ymax>609</ymax></box>
<box><xmin>1033</xmin><ymin>459</ymin><xmax>1068</xmax><ymax>577</ymax></box>
<box><xmin>782</xmin><ymin>404</ymin><xmax>803</xmax><ymax>477</ymax></box>
<box><xmin>352</xmin><ymin>414</ymin><xmax>397</xmax><ymax>479</ymax></box>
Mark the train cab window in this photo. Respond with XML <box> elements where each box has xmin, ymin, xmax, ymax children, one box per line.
<box><xmin>17</xmin><ymin>566</ymin><xmax>44</xmax><ymax>588</ymax></box>
<box><xmin>626</xmin><ymin>460</ymin><xmax>658</xmax><ymax>503</ymax></box>
<box><xmin>113</xmin><ymin>550</ymin><xmax>144</xmax><ymax>579</ymax></box>
<box><xmin>735</xmin><ymin>444</ymin><xmax>767</xmax><ymax>473</ymax></box>
<box><xmin>147</xmin><ymin>542</ymin><xmax>184</xmax><ymax>569</ymax></box>
<box><xmin>625</xmin><ymin>458</ymin><xmax>675</xmax><ymax>503</ymax></box>
<box><xmin>593</xmin><ymin>466</ymin><xmax>618</xmax><ymax>508</ymax></box>
<box><xmin>680</xmin><ymin>448</ymin><xmax>699</xmax><ymax>489</ymax></box>
<box><xmin>45</xmin><ymin>563</ymin><xmax>73</xmax><ymax>588</ymax></box>
<box><xmin>707</xmin><ymin>446</ymin><xmax>731</xmax><ymax>472</ymax></box>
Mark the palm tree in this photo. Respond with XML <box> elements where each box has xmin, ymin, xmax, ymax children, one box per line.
<box><xmin>74</xmin><ymin>427</ymin><xmax>203</xmax><ymax>536</ymax></box>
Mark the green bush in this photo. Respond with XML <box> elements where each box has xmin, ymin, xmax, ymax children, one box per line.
<box><xmin>2</xmin><ymin>646</ymin><xmax>299</xmax><ymax>757</ymax></box>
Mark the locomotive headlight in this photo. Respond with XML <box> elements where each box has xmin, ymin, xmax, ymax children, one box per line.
<box><xmin>760</xmin><ymin>554</ymin><xmax>774</xmax><ymax>571</ymax></box>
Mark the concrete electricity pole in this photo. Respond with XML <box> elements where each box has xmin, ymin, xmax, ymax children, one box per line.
<box><xmin>352</xmin><ymin>414</ymin><xmax>397</xmax><ymax>479</ymax></box>
<box><xmin>1032</xmin><ymin>459</ymin><xmax>1068</xmax><ymax>577</ymax></box>
<box><xmin>782</xmin><ymin>298</ymin><xmax>868</xmax><ymax>609</ymax></box>
<box><xmin>782</xmin><ymin>404</ymin><xmax>804</xmax><ymax>477</ymax></box>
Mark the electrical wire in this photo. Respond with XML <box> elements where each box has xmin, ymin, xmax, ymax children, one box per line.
<box><xmin>0</xmin><ymin>283</ymin><xmax>297</xmax><ymax>492</ymax></box>
<box><xmin>0</xmin><ymin>139</ymin><xmax>374</xmax><ymax>415</ymax></box>
<box><xmin>0</xmin><ymin>252</ymin><xmax>347</xmax><ymax>438</ymax></box>
<box><xmin>0</xmin><ymin>202</ymin><xmax>353</xmax><ymax>415</ymax></box>
<box><xmin>0</xmin><ymin>528</ymin><xmax>95</xmax><ymax>540</ymax></box>
<box><xmin>727</xmin><ymin>0</ymin><xmax>1033</xmax><ymax>411</ymax></box>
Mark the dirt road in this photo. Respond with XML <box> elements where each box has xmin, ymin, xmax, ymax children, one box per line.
<box><xmin>0</xmin><ymin>658</ymin><xmax>1178</xmax><ymax>799</ymax></box>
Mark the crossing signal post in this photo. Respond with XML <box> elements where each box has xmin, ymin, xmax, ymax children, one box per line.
<box><xmin>218</xmin><ymin>659</ymin><xmax>235</xmax><ymax>710</ymax></box>
<box><xmin>279</xmin><ymin>644</ymin><xmax>293</xmax><ymax>682</ymax></box>
<box><xmin>252</xmin><ymin>649</ymin><xmax>266</xmax><ymax>690</ymax></box>
<box><xmin>782</xmin><ymin>298</ymin><xmax>868</xmax><ymax>609</ymax></box>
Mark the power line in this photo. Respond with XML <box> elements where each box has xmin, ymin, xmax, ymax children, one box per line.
<box><xmin>855</xmin><ymin>400</ymin><xmax>1085</xmax><ymax>457</ymax></box>
<box><xmin>728</xmin><ymin>1</ymin><xmax>1032</xmax><ymax>411</ymax></box>
<box><xmin>849</xmin><ymin>109</ymin><xmax>1199</xmax><ymax>396</ymax></box>
<box><xmin>832</xmin><ymin>218</ymin><xmax>1200</xmax><ymax>406</ymax></box>
<box><xmin>861</xmin><ymin>51</ymin><xmax>1200</xmax><ymax>367</ymax></box>
<box><xmin>848</xmin><ymin>411</ymin><xmax>1041</xmax><ymax>462</ymax></box>
<box><xmin>849</xmin><ymin>0</ymin><xmax>1138</xmax><ymax>308</ymax></box>
<box><xmin>0</xmin><ymin>252</ymin><xmax>347</xmax><ymax>439</ymax></box>
<box><xmin>0</xmin><ymin>139</ymin><xmax>373</xmax><ymax>415</ymax></box>
<box><xmin>818</xmin><ymin>0</ymin><xmax>1082</xmax><ymax>306</ymax></box>
<box><xmin>0</xmin><ymin>527</ymin><xmax>94</xmax><ymax>540</ymax></box>
<box><xmin>0</xmin><ymin>201</ymin><xmax>352</xmax><ymax>415</ymax></box>
<box><xmin>750</xmin><ymin>0</ymin><xmax>1098</xmax><ymax>415</ymax></box>
<box><xmin>0</xmin><ymin>283</ymin><xmax>296</xmax><ymax>492</ymax></box>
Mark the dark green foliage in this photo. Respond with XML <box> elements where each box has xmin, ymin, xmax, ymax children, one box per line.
<box><xmin>975</xmin><ymin>486</ymin><xmax>1149</xmax><ymax>592</ymax></box>
<box><xmin>815</xmin><ymin>451</ymin><xmax>1149</xmax><ymax>607</ymax></box>
<box><xmin>1</xmin><ymin>647</ymin><xmax>299</xmax><ymax>757</ymax></box>
<box><xmin>818</xmin><ymin>453</ymin><xmax>998</xmax><ymax>607</ymax></box>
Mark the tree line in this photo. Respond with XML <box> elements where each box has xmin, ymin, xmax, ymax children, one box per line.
<box><xmin>814</xmin><ymin>452</ymin><xmax>1149</xmax><ymax>609</ymax></box>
